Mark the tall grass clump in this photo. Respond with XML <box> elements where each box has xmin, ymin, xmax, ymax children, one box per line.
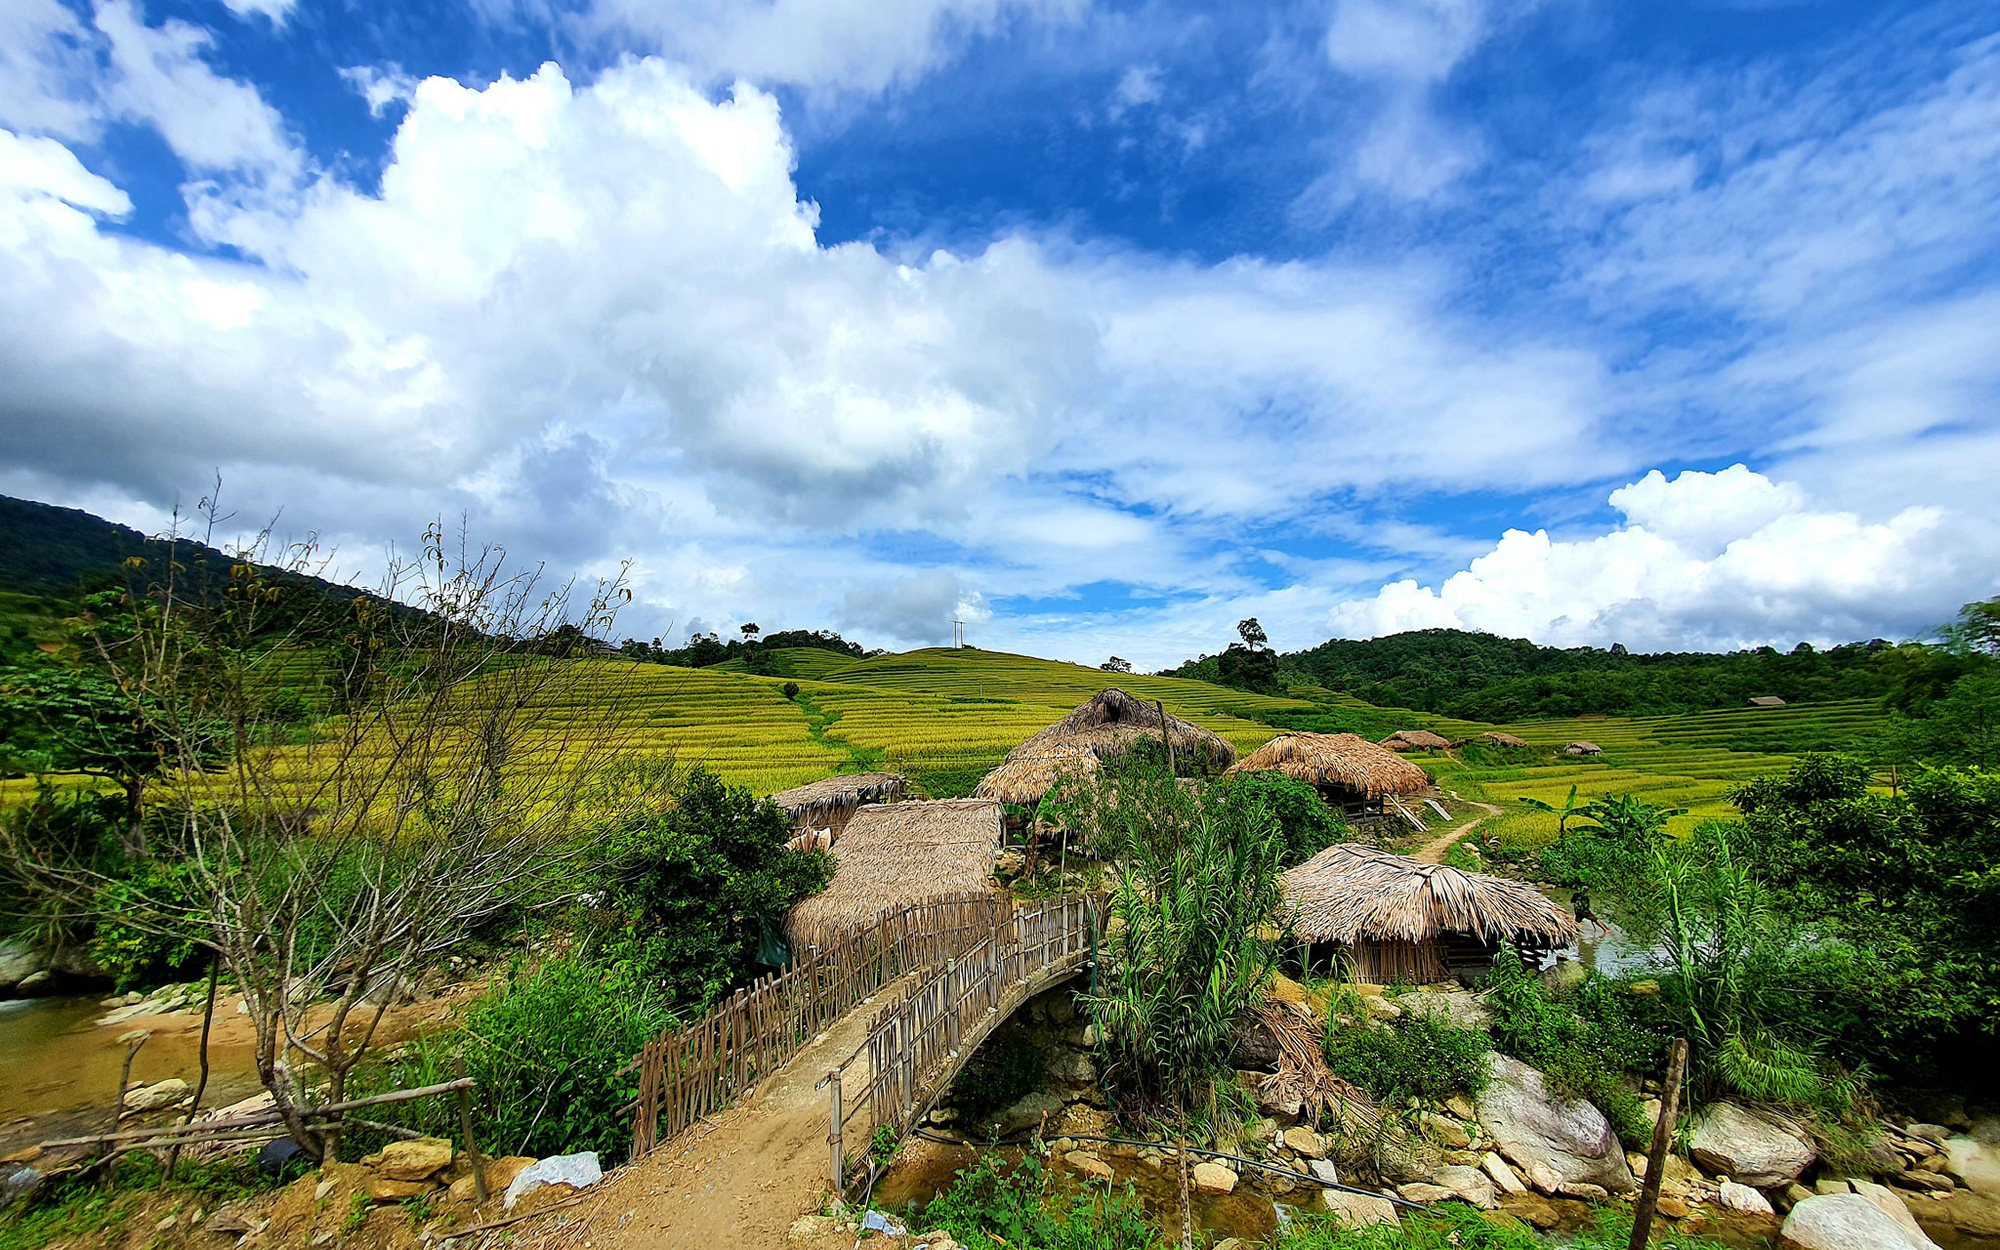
<box><xmin>1322</xmin><ymin>1012</ymin><xmax>1490</xmax><ymax>1106</ymax></box>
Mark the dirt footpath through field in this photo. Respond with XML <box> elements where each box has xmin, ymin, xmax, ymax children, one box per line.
<box><xmin>511</xmin><ymin>978</ymin><xmax>916</xmax><ymax>1250</ymax></box>
<box><xmin>1408</xmin><ymin>800</ymin><xmax>1502</xmax><ymax>864</ymax></box>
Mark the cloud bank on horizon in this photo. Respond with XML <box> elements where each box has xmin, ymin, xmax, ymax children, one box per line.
<box><xmin>2</xmin><ymin>0</ymin><xmax>1997</xmax><ymax>669</ymax></box>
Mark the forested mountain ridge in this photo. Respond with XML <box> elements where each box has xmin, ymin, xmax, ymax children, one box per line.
<box><xmin>1166</xmin><ymin>625</ymin><xmax>1923</xmax><ymax>718</ymax></box>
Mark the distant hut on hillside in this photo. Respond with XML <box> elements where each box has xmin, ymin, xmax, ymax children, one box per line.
<box><xmin>1282</xmin><ymin>843</ymin><xmax>1577</xmax><ymax>983</ymax></box>
<box><xmin>1748</xmin><ymin>696</ymin><xmax>1787</xmax><ymax>707</ymax></box>
<box><xmin>785</xmin><ymin>799</ymin><xmax>1002</xmax><ymax>947</ymax></box>
<box><xmin>1564</xmin><ymin>740</ymin><xmax>1603</xmax><ymax>757</ymax></box>
<box><xmin>1227</xmin><ymin>731</ymin><xmax>1429</xmax><ymax>818</ymax></box>
<box><xmin>1379</xmin><ymin>729</ymin><xmax>1452</xmax><ymax>753</ymax></box>
<box><xmin>768</xmin><ymin>772</ymin><xmax>909</xmax><ymax>849</ymax></box>
<box><xmin>1480</xmin><ymin>731</ymin><xmax>1531</xmax><ymax>749</ymax></box>
<box><xmin>973</xmin><ymin>688</ymin><xmax>1236</xmax><ymax>808</ymax></box>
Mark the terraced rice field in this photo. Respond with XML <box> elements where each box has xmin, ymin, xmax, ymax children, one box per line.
<box><xmin>9</xmin><ymin>644</ymin><xmax>1890</xmax><ymax>824</ymax></box>
<box><xmin>1416</xmin><ymin>699</ymin><xmax>1890</xmax><ymax>848</ymax></box>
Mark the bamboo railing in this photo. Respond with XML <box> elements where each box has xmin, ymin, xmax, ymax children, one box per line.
<box><xmin>625</xmin><ymin>892</ymin><xmax>1010</xmax><ymax>1158</ymax></box>
<box><xmin>828</xmin><ymin>894</ymin><xmax>1102</xmax><ymax>1187</ymax></box>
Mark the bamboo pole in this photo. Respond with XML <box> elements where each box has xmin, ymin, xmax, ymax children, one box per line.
<box><xmin>1628</xmin><ymin>1038</ymin><xmax>1690</xmax><ymax>1250</ymax></box>
<box><xmin>168</xmin><ymin>958</ymin><xmax>220</xmax><ymax>1179</ymax></box>
<box><xmin>456</xmin><ymin>1058</ymin><xmax>489</xmax><ymax>1205</ymax></box>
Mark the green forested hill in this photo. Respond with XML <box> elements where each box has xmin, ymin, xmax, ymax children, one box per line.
<box><xmin>1172</xmin><ymin>626</ymin><xmax>1898</xmax><ymax>718</ymax></box>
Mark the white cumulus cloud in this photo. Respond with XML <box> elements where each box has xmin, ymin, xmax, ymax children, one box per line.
<box><xmin>1329</xmin><ymin>466</ymin><xmax>1994</xmax><ymax>650</ymax></box>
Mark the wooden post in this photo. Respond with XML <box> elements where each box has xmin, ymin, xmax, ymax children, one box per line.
<box><xmin>1628</xmin><ymin>1037</ymin><xmax>1690</xmax><ymax>1250</ymax></box>
<box><xmin>827</xmin><ymin>1070</ymin><xmax>844</xmax><ymax>1189</ymax></box>
<box><xmin>1154</xmin><ymin>699</ymin><xmax>1176</xmax><ymax>775</ymax></box>
<box><xmin>456</xmin><ymin>1058</ymin><xmax>488</xmax><ymax>1205</ymax></box>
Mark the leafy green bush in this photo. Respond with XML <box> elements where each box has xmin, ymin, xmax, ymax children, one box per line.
<box><xmin>346</xmin><ymin>952</ymin><xmax>678</xmax><ymax>1165</ymax></box>
<box><xmin>918</xmin><ymin>1152</ymin><xmax>1160</xmax><ymax>1250</ymax></box>
<box><xmin>596</xmin><ymin>765</ymin><xmax>832</xmax><ymax>1008</ymax></box>
<box><xmin>1323</xmin><ymin>1012</ymin><xmax>1490</xmax><ymax>1105</ymax></box>
<box><xmin>88</xmin><ymin>859</ymin><xmax>205</xmax><ymax>988</ymax></box>
<box><xmin>1228</xmin><ymin>770</ymin><xmax>1347</xmax><ymax>867</ymax></box>
<box><xmin>951</xmin><ymin>1032</ymin><xmax>1045</xmax><ymax>1116</ymax></box>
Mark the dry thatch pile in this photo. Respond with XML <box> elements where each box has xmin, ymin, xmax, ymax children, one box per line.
<box><xmin>1481</xmin><ymin>731</ymin><xmax>1530</xmax><ymax>749</ymax></box>
<box><xmin>1379</xmin><ymin>729</ymin><xmax>1452</xmax><ymax>752</ymax></box>
<box><xmin>1282</xmin><ymin>843</ymin><xmax>1576</xmax><ymax>982</ymax></box>
<box><xmin>768</xmin><ymin>772</ymin><xmax>909</xmax><ymax>836</ymax></box>
<box><xmin>1226</xmin><ymin>732</ymin><xmax>1428</xmax><ymax>799</ymax></box>
<box><xmin>973</xmin><ymin>688</ymin><xmax>1235</xmax><ymax>806</ymax></box>
<box><xmin>785</xmin><ymin>799</ymin><xmax>1003</xmax><ymax>946</ymax></box>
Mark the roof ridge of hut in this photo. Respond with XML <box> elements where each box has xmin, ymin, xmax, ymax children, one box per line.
<box><xmin>1281</xmin><ymin>841</ymin><xmax>1576</xmax><ymax>950</ymax></box>
<box><xmin>1226</xmin><ymin>731</ymin><xmax>1428</xmax><ymax>799</ymax></box>
<box><xmin>974</xmin><ymin>688</ymin><xmax>1236</xmax><ymax>806</ymax></box>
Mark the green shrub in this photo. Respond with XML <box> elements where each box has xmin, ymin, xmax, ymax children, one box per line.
<box><xmin>88</xmin><ymin>860</ymin><xmax>206</xmax><ymax>989</ymax></box>
<box><xmin>1323</xmin><ymin>1012</ymin><xmax>1490</xmax><ymax>1105</ymax></box>
<box><xmin>346</xmin><ymin>952</ymin><xmax>678</xmax><ymax>1165</ymax></box>
<box><xmin>918</xmin><ymin>1152</ymin><xmax>1161</xmax><ymax>1250</ymax></box>
<box><xmin>596</xmin><ymin>765</ymin><xmax>832</xmax><ymax>1008</ymax></box>
<box><xmin>1228</xmin><ymin>770</ymin><xmax>1347</xmax><ymax>867</ymax></box>
<box><xmin>1277</xmin><ymin>1204</ymin><xmax>1726</xmax><ymax>1249</ymax></box>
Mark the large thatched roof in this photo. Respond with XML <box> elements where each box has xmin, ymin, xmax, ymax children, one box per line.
<box><xmin>1480</xmin><ymin>731</ymin><xmax>1530</xmax><ymax>749</ymax></box>
<box><xmin>1226</xmin><ymin>732</ymin><xmax>1428</xmax><ymax>799</ymax></box>
<box><xmin>1565</xmin><ymin>741</ymin><xmax>1603</xmax><ymax>756</ymax></box>
<box><xmin>1380</xmin><ymin>729</ymin><xmax>1452</xmax><ymax>752</ymax></box>
<box><xmin>768</xmin><ymin>772</ymin><xmax>909</xmax><ymax>828</ymax></box>
<box><xmin>786</xmin><ymin>799</ymin><xmax>1003</xmax><ymax>946</ymax></box>
<box><xmin>1282</xmin><ymin>843</ymin><xmax>1577</xmax><ymax>948</ymax></box>
<box><xmin>973</xmin><ymin>688</ymin><xmax>1235</xmax><ymax>806</ymax></box>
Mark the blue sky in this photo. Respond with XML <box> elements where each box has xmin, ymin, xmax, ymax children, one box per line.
<box><xmin>3</xmin><ymin>0</ymin><xmax>1998</xmax><ymax>668</ymax></box>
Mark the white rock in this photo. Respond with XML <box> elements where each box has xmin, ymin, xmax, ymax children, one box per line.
<box><xmin>1321</xmin><ymin>1188</ymin><xmax>1399</xmax><ymax>1227</ymax></box>
<box><xmin>1851</xmin><ymin>1180</ymin><xmax>1932</xmax><ymax>1242</ymax></box>
<box><xmin>1718</xmin><ymin>1181</ymin><xmax>1773</xmax><ymax>1215</ymax></box>
<box><xmin>123</xmin><ymin>1079</ymin><xmax>190</xmax><ymax>1112</ymax></box>
<box><xmin>1945</xmin><ymin>1135</ymin><xmax>2000</xmax><ymax>1199</ymax></box>
<box><xmin>1480</xmin><ymin>1152</ymin><xmax>1526</xmax><ymax>1195</ymax></box>
<box><xmin>502</xmin><ymin>1152</ymin><xmax>601</xmax><ymax>1210</ymax></box>
<box><xmin>1691</xmin><ymin>1102</ymin><xmax>1815</xmax><ymax>1188</ymax></box>
<box><xmin>1779</xmin><ymin>1192</ymin><xmax>1940</xmax><ymax>1250</ymax></box>
<box><xmin>1474</xmin><ymin>1054</ymin><xmax>1635</xmax><ymax>1196</ymax></box>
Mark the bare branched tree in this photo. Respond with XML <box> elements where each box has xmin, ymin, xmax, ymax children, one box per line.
<box><xmin>5</xmin><ymin>502</ymin><xmax>652</xmax><ymax>1162</ymax></box>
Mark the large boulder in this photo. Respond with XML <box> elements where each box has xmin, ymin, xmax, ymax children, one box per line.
<box><xmin>1474</xmin><ymin>1054</ymin><xmax>1635</xmax><ymax>1196</ymax></box>
<box><xmin>124</xmin><ymin>1079</ymin><xmax>190</xmax><ymax>1112</ymax></box>
<box><xmin>1945</xmin><ymin>1134</ymin><xmax>2000</xmax><ymax>1198</ymax></box>
<box><xmin>1191</xmin><ymin>1162</ymin><xmax>1237</xmax><ymax>1195</ymax></box>
<box><xmin>1322</xmin><ymin>1188</ymin><xmax>1400</xmax><ymax>1227</ymax></box>
<box><xmin>0</xmin><ymin>937</ymin><xmax>41</xmax><ymax>994</ymax></box>
<box><xmin>993</xmin><ymin>1090</ymin><xmax>1065</xmax><ymax>1135</ymax></box>
<box><xmin>1780</xmin><ymin>1192</ymin><xmax>1940</xmax><ymax>1250</ymax></box>
<box><xmin>1692</xmin><ymin>1102</ymin><xmax>1815</xmax><ymax>1188</ymax></box>
<box><xmin>369</xmin><ymin>1138</ymin><xmax>455</xmax><ymax>1182</ymax></box>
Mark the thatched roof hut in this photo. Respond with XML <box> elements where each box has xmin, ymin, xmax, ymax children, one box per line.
<box><xmin>1227</xmin><ymin>732</ymin><xmax>1428</xmax><ymax>814</ymax></box>
<box><xmin>1380</xmin><ymin>729</ymin><xmax>1452</xmax><ymax>752</ymax></box>
<box><xmin>973</xmin><ymin>688</ymin><xmax>1235</xmax><ymax>807</ymax></box>
<box><xmin>1564</xmin><ymin>741</ymin><xmax>1603</xmax><ymax>756</ymax></box>
<box><xmin>1748</xmin><ymin>696</ymin><xmax>1787</xmax><ymax>707</ymax></box>
<box><xmin>1282</xmin><ymin>843</ymin><xmax>1577</xmax><ymax>983</ymax></box>
<box><xmin>768</xmin><ymin>772</ymin><xmax>908</xmax><ymax>845</ymax></box>
<box><xmin>786</xmin><ymin>799</ymin><xmax>1002</xmax><ymax>947</ymax></box>
<box><xmin>1481</xmin><ymin>731</ymin><xmax>1530</xmax><ymax>748</ymax></box>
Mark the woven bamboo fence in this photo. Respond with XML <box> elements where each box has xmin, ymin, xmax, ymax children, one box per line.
<box><xmin>828</xmin><ymin>894</ymin><xmax>1103</xmax><ymax>1187</ymax></box>
<box><xmin>626</xmin><ymin>892</ymin><xmax>1010</xmax><ymax>1158</ymax></box>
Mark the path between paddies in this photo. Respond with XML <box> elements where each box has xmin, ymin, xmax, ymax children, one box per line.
<box><xmin>1407</xmin><ymin>800</ymin><xmax>1502</xmax><ymax>865</ymax></box>
<box><xmin>511</xmin><ymin>974</ymin><xmax>921</xmax><ymax>1250</ymax></box>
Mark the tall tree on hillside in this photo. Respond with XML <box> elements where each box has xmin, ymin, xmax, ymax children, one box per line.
<box><xmin>740</xmin><ymin>622</ymin><xmax>760</xmax><ymax>643</ymax></box>
<box><xmin>1100</xmin><ymin>656</ymin><xmax>1132</xmax><ymax>673</ymax></box>
<box><xmin>1236</xmin><ymin>617</ymin><xmax>1267</xmax><ymax>651</ymax></box>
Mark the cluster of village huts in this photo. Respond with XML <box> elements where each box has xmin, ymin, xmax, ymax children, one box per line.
<box><xmin>774</xmin><ymin>688</ymin><xmax>1576</xmax><ymax>983</ymax></box>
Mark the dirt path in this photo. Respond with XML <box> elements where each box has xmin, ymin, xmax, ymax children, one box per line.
<box><xmin>512</xmin><ymin>978</ymin><xmax>915</xmax><ymax>1250</ymax></box>
<box><xmin>1408</xmin><ymin>800</ymin><xmax>1502</xmax><ymax>864</ymax></box>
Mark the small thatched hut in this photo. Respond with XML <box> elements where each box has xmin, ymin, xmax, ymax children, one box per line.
<box><xmin>1748</xmin><ymin>696</ymin><xmax>1787</xmax><ymax>707</ymax></box>
<box><xmin>1564</xmin><ymin>740</ymin><xmax>1603</xmax><ymax>757</ymax></box>
<box><xmin>785</xmin><ymin>799</ymin><xmax>1002</xmax><ymax>947</ymax></box>
<box><xmin>1282</xmin><ymin>843</ymin><xmax>1577</xmax><ymax>983</ymax></box>
<box><xmin>973</xmin><ymin>688</ymin><xmax>1235</xmax><ymax>808</ymax></box>
<box><xmin>768</xmin><ymin>772</ymin><xmax>909</xmax><ymax>848</ymax></box>
<box><xmin>1227</xmin><ymin>732</ymin><xmax>1428</xmax><ymax>817</ymax></box>
<box><xmin>1379</xmin><ymin>729</ymin><xmax>1452</xmax><ymax>752</ymax></box>
<box><xmin>1480</xmin><ymin>731</ymin><xmax>1530</xmax><ymax>749</ymax></box>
